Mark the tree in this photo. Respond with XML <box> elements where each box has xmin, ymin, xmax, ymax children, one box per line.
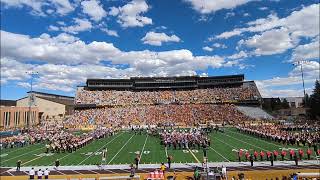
<box><xmin>281</xmin><ymin>98</ymin><xmax>290</xmax><ymax>109</ymax></box>
<box><xmin>309</xmin><ymin>80</ymin><xmax>320</xmax><ymax>120</ymax></box>
<box><xmin>303</xmin><ymin>94</ymin><xmax>310</xmax><ymax>107</ymax></box>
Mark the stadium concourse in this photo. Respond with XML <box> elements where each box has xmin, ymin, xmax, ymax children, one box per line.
<box><xmin>1</xmin><ymin>75</ymin><xmax>320</xmax><ymax>180</ymax></box>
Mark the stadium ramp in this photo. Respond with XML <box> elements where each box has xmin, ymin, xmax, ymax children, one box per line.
<box><xmin>236</xmin><ymin>106</ymin><xmax>274</xmax><ymax>120</ymax></box>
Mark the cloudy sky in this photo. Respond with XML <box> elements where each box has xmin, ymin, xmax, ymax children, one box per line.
<box><xmin>1</xmin><ymin>0</ymin><xmax>319</xmax><ymax>100</ymax></box>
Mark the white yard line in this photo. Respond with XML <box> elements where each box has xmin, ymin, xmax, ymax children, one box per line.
<box><xmin>56</xmin><ymin>170</ymin><xmax>66</xmax><ymax>175</ymax></box>
<box><xmin>188</xmin><ymin>148</ymin><xmax>200</xmax><ymax>163</ymax></box>
<box><xmin>107</xmin><ymin>134</ymin><xmax>135</xmax><ymax>165</ymax></box>
<box><xmin>47</xmin><ymin>134</ymin><xmax>120</xmax><ymax>166</ymax></box>
<box><xmin>227</xmin><ymin>129</ymin><xmax>316</xmax><ymax>158</ymax></box>
<box><xmin>77</xmin><ymin>132</ymin><xmax>124</xmax><ymax>165</ymax></box>
<box><xmin>227</xmin><ymin>129</ymin><xmax>283</xmax><ymax>148</ymax></box>
<box><xmin>2</xmin><ymin>147</ymin><xmax>44</xmax><ymax>163</ymax></box>
<box><xmin>6</xmin><ymin>171</ymin><xmax>13</xmax><ymax>176</ymax></box>
<box><xmin>139</xmin><ymin>135</ymin><xmax>148</xmax><ymax>163</ymax></box>
<box><xmin>0</xmin><ymin>144</ymin><xmax>41</xmax><ymax>155</ymax></box>
<box><xmin>21</xmin><ymin>156</ymin><xmax>43</xmax><ymax>166</ymax></box>
<box><xmin>165</xmin><ymin>147</ymin><xmax>168</xmax><ymax>157</ymax></box>
<box><xmin>214</xmin><ymin>136</ymin><xmax>237</xmax><ymax>149</ymax></box>
<box><xmin>226</xmin><ymin>130</ymin><xmax>318</xmax><ymax>160</ymax></box>
<box><xmin>73</xmin><ymin>170</ymin><xmax>83</xmax><ymax>175</ymax></box>
<box><xmin>209</xmin><ymin>146</ymin><xmax>231</xmax><ymax>162</ymax></box>
<box><xmin>223</xmin><ymin>133</ymin><xmax>269</xmax><ymax>152</ymax></box>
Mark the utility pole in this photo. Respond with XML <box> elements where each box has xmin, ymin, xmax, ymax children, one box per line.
<box><xmin>293</xmin><ymin>61</ymin><xmax>309</xmax><ymax>105</ymax></box>
<box><xmin>318</xmin><ymin>58</ymin><xmax>320</xmax><ymax>80</ymax></box>
<box><xmin>26</xmin><ymin>71</ymin><xmax>38</xmax><ymax>129</ymax></box>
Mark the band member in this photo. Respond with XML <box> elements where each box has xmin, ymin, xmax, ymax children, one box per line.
<box><xmin>260</xmin><ymin>150</ymin><xmax>265</xmax><ymax>161</ymax></box>
<box><xmin>167</xmin><ymin>155</ymin><xmax>172</xmax><ymax>169</ymax></box>
<box><xmin>245</xmin><ymin>151</ymin><xmax>250</xmax><ymax>161</ymax></box>
<box><xmin>29</xmin><ymin>168</ymin><xmax>35</xmax><ymax>180</ymax></box>
<box><xmin>55</xmin><ymin>159</ymin><xmax>60</xmax><ymax>169</ymax></box>
<box><xmin>16</xmin><ymin>160</ymin><xmax>21</xmax><ymax>171</ymax></box>
<box><xmin>44</xmin><ymin>168</ymin><xmax>50</xmax><ymax>179</ymax></box>
<box><xmin>202</xmin><ymin>143</ymin><xmax>208</xmax><ymax>158</ymax></box>
<box><xmin>266</xmin><ymin>151</ymin><xmax>271</xmax><ymax>161</ymax></box>
<box><xmin>249</xmin><ymin>154</ymin><xmax>254</xmax><ymax>166</ymax></box>
<box><xmin>238</xmin><ymin>149</ymin><xmax>243</xmax><ymax>162</ymax></box>
<box><xmin>313</xmin><ymin>144</ymin><xmax>318</xmax><ymax>155</ymax></box>
<box><xmin>134</xmin><ymin>155</ymin><xmax>140</xmax><ymax>169</ymax></box>
<box><xmin>294</xmin><ymin>153</ymin><xmax>298</xmax><ymax>166</ymax></box>
<box><xmin>307</xmin><ymin>149</ymin><xmax>312</xmax><ymax>160</ymax></box>
<box><xmin>281</xmin><ymin>150</ymin><xmax>287</xmax><ymax>161</ymax></box>
<box><xmin>160</xmin><ymin>162</ymin><xmax>166</xmax><ymax>175</ymax></box>
<box><xmin>270</xmin><ymin>153</ymin><xmax>274</xmax><ymax>166</ymax></box>
<box><xmin>101</xmin><ymin>148</ymin><xmax>107</xmax><ymax>165</ymax></box>
<box><xmin>253</xmin><ymin>150</ymin><xmax>258</xmax><ymax>161</ymax></box>
<box><xmin>37</xmin><ymin>169</ymin><xmax>43</xmax><ymax>179</ymax></box>
<box><xmin>273</xmin><ymin>150</ymin><xmax>278</xmax><ymax>161</ymax></box>
<box><xmin>298</xmin><ymin>149</ymin><xmax>304</xmax><ymax>160</ymax></box>
<box><xmin>45</xmin><ymin>144</ymin><xmax>50</xmax><ymax>153</ymax></box>
<box><xmin>289</xmin><ymin>149</ymin><xmax>295</xmax><ymax>160</ymax></box>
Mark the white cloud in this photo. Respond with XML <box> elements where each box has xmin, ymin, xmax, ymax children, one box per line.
<box><xmin>184</xmin><ymin>0</ymin><xmax>254</xmax><ymax>14</ymax></box>
<box><xmin>256</xmin><ymin>60</ymin><xmax>319</xmax><ymax>97</ymax></box>
<box><xmin>48</xmin><ymin>25</ymin><xmax>60</xmax><ymax>31</ymax></box>
<box><xmin>227</xmin><ymin>51</ymin><xmax>248</xmax><ymax>60</ymax></box>
<box><xmin>225</xmin><ymin>12</ymin><xmax>235</xmax><ymax>19</ymax></box>
<box><xmin>1</xmin><ymin>30</ymin><xmax>229</xmax><ymax>81</ymax></box>
<box><xmin>81</xmin><ymin>0</ymin><xmax>107</xmax><ymax>22</ymax></box>
<box><xmin>258</xmin><ymin>87</ymin><xmax>312</xmax><ymax>98</ymax></box>
<box><xmin>216</xmin><ymin>4</ymin><xmax>320</xmax><ymax>39</ymax></box>
<box><xmin>0</xmin><ymin>57</ymin><xmax>33</xmax><ymax>82</ymax></box>
<box><xmin>1</xmin><ymin>0</ymin><xmax>46</xmax><ymax>16</ymax></box>
<box><xmin>242</xmin><ymin>28</ymin><xmax>295</xmax><ymax>55</ymax></box>
<box><xmin>258</xmin><ymin>7</ymin><xmax>268</xmax><ymax>11</ymax></box>
<box><xmin>1</xmin><ymin>57</ymin><xmax>139</xmax><ymax>92</ymax></box>
<box><xmin>216</xmin><ymin>29</ymin><xmax>242</xmax><ymax>39</ymax></box>
<box><xmin>109</xmin><ymin>0</ymin><xmax>152</xmax><ymax>27</ymax></box>
<box><xmin>51</xmin><ymin>0</ymin><xmax>74</xmax><ymax>15</ymax></box>
<box><xmin>291</xmin><ymin>36</ymin><xmax>320</xmax><ymax>61</ymax></box>
<box><xmin>203</xmin><ymin>46</ymin><xmax>213</xmax><ymax>52</ymax></box>
<box><xmin>290</xmin><ymin>61</ymin><xmax>320</xmax><ymax>78</ymax></box>
<box><xmin>60</xmin><ymin>18</ymin><xmax>93</xmax><ymax>34</ymax></box>
<box><xmin>212</xmin><ymin>43</ymin><xmax>227</xmax><ymax>48</ymax></box>
<box><xmin>101</xmin><ymin>28</ymin><xmax>119</xmax><ymax>37</ymax></box>
<box><xmin>141</xmin><ymin>32</ymin><xmax>181</xmax><ymax>46</ymax></box>
<box><xmin>1</xmin><ymin>0</ymin><xmax>75</xmax><ymax>16</ymax></box>
<box><xmin>243</xmin><ymin>13</ymin><xmax>250</xmax><ymax>17</ymax></box>
<box><xmin>0</xmin><ymin>30</ymin><xmax>120</xmax><ymax>64</ymax></box>
<box><xmin>203</xmin><ymin>43</ymin><xmax>227</xmax><ymax>52</ymax></box>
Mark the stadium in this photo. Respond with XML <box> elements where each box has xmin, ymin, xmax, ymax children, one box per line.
<box><xmin>1</xmin><ymin>74</ymin><xmax>319</xmax><ymax>180</ymax></box>
<box><xmin>1</xmin><ymin>1</ymin><xmax>320</xmax><ymax>180</ymax></box>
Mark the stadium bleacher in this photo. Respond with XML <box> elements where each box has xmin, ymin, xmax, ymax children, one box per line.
<box><xmin>236</xmin><ymin>106</ymin><xmax>274</xmax><ymax>120</ymax></box>
<box><xmin>67</xmin><ymin>75</ymin><xmax>262</xmax><ymax>127</ymax></box>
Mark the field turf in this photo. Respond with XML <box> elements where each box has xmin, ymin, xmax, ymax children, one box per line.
<box><xmin>0</xmin><ymin>128</ymin><xmax>316</xmax><ymax>167</ymax></box>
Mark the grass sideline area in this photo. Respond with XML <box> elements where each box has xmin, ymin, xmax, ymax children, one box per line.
<box><xmin>1</xmin><ymin>128</ymin><xmax>318</xmax><ymax>167</ymax></box>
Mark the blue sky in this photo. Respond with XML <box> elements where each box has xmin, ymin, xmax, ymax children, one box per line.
<box><xmin>1</xmin><ymin>0</ymin><xmax>319</xmax><ymax>100</ymax></box>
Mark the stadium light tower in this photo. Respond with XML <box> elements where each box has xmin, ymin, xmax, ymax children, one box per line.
<box><xmin>292</xmin><ymin>60</ymin><xmax>308</xmax><ymax>98</ymax></box>
<box><xmin>318</xmin><ymin>58</ymin><xmax>320</xmax><ymax>80</ymax></box>
<box><xmin>25</xmin><ymin>71</ymin><xmax>39</xmax><ymax>129</ymax></box>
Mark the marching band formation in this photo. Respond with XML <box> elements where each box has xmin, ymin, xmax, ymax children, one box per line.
<box><xmin>159</xmin><ymin>128</ymin><xmax>211</xmax><ymax>150</ymax></box>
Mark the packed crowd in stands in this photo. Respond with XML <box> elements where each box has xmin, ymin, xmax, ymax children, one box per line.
<box><xmin>66</xmin><ymin>104</ymin><xmax>251</xmax><ymax>127</ymax></box>
<box><xmin>159</xmin><ymin>128</ymin><xmax>210</xmax><ymax>150</ymax></box>
<box><xmin>236</xmin><ymin>124</ymin><xmax>320</xmax><ymax>149</ymax></box>
<box><xmin>0</xmin><ymin>127</ymin><xmax>114</xmax><ymax>153</ymax></box>
<box><xmin>75</xmin><ymin>86</ymin><xmax>260</xmax><ymax>106</ymax></box>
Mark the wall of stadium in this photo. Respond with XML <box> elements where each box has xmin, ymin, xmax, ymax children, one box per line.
<box><xmin>0</xmin><ymin>106</ymin><xmax>38</xmax><ymax>130</ymax></box>
<box><xmin>17</xmin><ymin>96</ymin><xmax>66</xmax><ymax>119</ymax></box>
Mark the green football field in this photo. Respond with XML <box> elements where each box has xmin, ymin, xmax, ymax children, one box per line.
<box><xmin>0</xmin><ymin>128</ymin><xmax>316</xmax><ymax>167</ymax></box>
